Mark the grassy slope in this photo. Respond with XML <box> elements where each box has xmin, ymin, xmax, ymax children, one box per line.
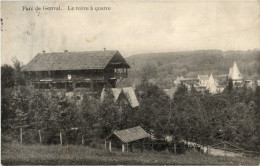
<box><xmin>2</xmin><ymin>143</ymin><xmax>259</xmax><ymax>165</ymax></box>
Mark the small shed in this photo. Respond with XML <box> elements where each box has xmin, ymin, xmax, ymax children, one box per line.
<box><xmin>105</xmin><ymin>126</ymin><xmax>150</xmax><ymax>153</ymax></box>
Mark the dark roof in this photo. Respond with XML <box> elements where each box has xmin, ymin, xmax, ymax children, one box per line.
<box><xmin>106</xmin><ymin>126</ymin><xmax>150</xmax><ymax>143</ymax></box>
<box><xmin>22</xmin><ymin>50</ymin><xmax>130</xmax><ymax>71</ymax></box>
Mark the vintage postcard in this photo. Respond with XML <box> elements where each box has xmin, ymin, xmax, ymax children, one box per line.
<box><xmin>1</xmin><ymin>1</ymin><xmax>260</xmax><ymax>165</ymax></box>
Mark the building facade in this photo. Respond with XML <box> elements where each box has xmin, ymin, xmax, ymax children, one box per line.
<box><xmin>22</xmin><ymin>50</ymin><xmax>130</xmax><ymax>91</ymax></box>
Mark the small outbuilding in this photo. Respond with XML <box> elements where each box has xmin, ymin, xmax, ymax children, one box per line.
<box><xmin>105</xmin><ymin>126</ymin><xmax>150</xmax><ymax>153</ymax></box>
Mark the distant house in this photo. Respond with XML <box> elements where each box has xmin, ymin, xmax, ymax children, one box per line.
<box><xmin>228</xmin><ymin>62</ymin><xmax>243</xmax><ymax>86</ymax></box>
<box><xmin>179</xmin><ymin>78</ymin><xmax>199</xmax><ymax>86</ymax></box>
<box><xmin>194</xmin><ymin>85</ymin><xmax>207</xmax><ymax>92</ymax></box>
<box><xmin>197</xmin><ymin>74</ymin><xmax>209</xmax><ymax>87</ymax></box>
<box><xmin>174</xmin><ymin>74</ymin><xmax>226</xmax><ymax>94</ymax></box>
<box><xmin>244</xmin><ymin>74</ymin><xmax>260</xmax><ymax>89</ymax></box>
<box><xmin>206</xmin><ymin>74</ymin><xmax>218</xmax><ymax>94</ymax></box>
<box><xmin>22</xmin><ymin>49</ymin><xmax>130</xmax><ymax>91</ymax></box>
<box><xmin>100</xmin><ymin>87</ymin><xmax>139</xmax><ymax>108</ymax></box>
<box><xmin>163</xmin><ymin>87</ymin><xmax>177</xmax><ymax>100</ymax></box>
<box><xmin>214</xmin><ymin>74</ymin><xmax>229</xmax><ymax>87</ymax></box>
<box><xmin>245</xmin><ymin>80</ymin><xmax>254</xmax><ymax>89</ymax></box>
<box><xmin>174</xmin><ymin>76</ymin><xmax>184</xmax><ymax>86</ymax></box>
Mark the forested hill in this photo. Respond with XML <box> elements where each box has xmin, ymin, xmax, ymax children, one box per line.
<box><xmin>123</xmin><ymin>50</ymin><xmax>260</xmax><ymax>88</ymax></box>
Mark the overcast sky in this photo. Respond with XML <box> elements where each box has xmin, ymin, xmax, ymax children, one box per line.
<box><xmin>1</xmin><ymin>1</ymin><xmax>260</xmax><ymax>65</ymax></box>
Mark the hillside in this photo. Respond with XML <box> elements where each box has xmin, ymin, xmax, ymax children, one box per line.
<box><xmin>121</xmin><ymin>50</ymin><xmax>260</xmax><ymax>88</ymax></box>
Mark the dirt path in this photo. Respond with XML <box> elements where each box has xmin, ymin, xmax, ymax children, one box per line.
<box><xmin>180</xmin><ymin>140</ymin><xmax>243</xmax><ymax>157</ymax></box>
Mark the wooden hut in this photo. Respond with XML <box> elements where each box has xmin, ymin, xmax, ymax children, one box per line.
<box><xmin>105</xmin><ymin>126</ymin><xmax>150</xmax><ymax>153</ymax></box>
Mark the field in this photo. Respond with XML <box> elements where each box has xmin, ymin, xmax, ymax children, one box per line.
<box><xmin>1</xmin><ymin>143</ymin><xmax>259</xmax><ymax>165</ymax></box>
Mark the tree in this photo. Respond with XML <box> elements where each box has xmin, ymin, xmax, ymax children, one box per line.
<box><xmin>97</xmin><ymin>88</ymin><xmax>120</xmax><ymax>138</ymax></box>
<box><xmin>1</xmin><ymin>64</ymin><xmax>15</xmax><ymax>88</ymax></box>
<box><xmin>226</xmin><ymin>78</ymin><xmax>233</xmax><ymax>92</ymax></box>
<box><xmin>253</xmin><ymin>86</ymin><xmax>260</xmax><ymax>150</ymax></box>
<box><xmin>135</xmin><ymin>80</ymin><xmax>170</xmax><ymax>139</ymax></box>
<box><xmin>11</xmin><ymin>57</ymin><xmax>26</xmax><ymax>86</ymax></box>
<box><xmin>116</xmin><ymin>92</ymin><xmax>136</xmax><ymax>129</ymax></box>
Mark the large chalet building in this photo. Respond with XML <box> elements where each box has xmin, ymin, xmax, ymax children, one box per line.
<box><xmin>22</xmin><ymin>49</ymin><xmax>130</xmax><ymax>91</ymax></box>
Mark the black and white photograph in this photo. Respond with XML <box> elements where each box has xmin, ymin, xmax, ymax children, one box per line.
<box><xmin>1</xmin><ymin>1</ymin><xmax>260</xmax><ymax>165</ymax></box>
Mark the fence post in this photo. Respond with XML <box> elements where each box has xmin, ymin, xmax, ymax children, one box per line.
<box><xmin>38</xmin><ymin>130</ymin><xmax>42</xmax><ymax>144</ymax></box>
<box><xmin>60</xmin><ymin>132</ymin><xmax>63</xmax><ymax>146</ymax></box>
<box><xmin>174</xmin><ymin>143</ymin><xmax>177</xmax><ymax>154</ymax></box>
<box><xmin>224</xmin><ymin>141</ymin><xmax>227</xmax><ymax>157</ymax></box>
<box><xmin>20</xmin><ymin>127</ymin><xmax>23</xmax><ymax>144</ymax></box>
<box><xmin>82</xmin><ymin>135</ymin><xmax>84</xmax><ymax>145</ymax></box>
<box><xmin>109</xmin><ymin>141</ymin><xmax>112</xmax><ymax>152</ymax></box>
<box><xmin>122</xmin><ymin>144</ymin><xmax>125</xmax><ymax>153</ymax></box>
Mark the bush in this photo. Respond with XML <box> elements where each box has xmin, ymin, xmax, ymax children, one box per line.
<box><xmin>1</xmin><ymin>133</ymin><xmax>19</xmax><ymax>144</ymax></box>
<box><xmin>152</xmin><ymin>140</ymin><xmax>168</xmax><ymax>152</ymax></box>
<box><xmin>23</xmin><ymin>129</ymin><xmax>39</xmax><ymax>144</ymax></box>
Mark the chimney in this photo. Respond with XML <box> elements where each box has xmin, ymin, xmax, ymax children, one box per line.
<box><xmin>104</xmin><ymin>48</ymin><xmax>106</xmax><ymax>52</ymax></box>
<box><xmin>64</xmin><ymin>50</ymin><xmax>68</xmax><ymax>52</ymax></box>
<box><xmin>43</xmin><ymin>50</ymin><xmax>46</xmax><ymax>54</ymax></box>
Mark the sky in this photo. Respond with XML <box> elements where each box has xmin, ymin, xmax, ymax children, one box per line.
<box><xmin>1</xmin><ymin>1</ymin><xmax>260</xmax><ymax>65</ymax></box>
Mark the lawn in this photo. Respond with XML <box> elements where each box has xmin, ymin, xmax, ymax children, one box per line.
<box><xmin>1</xmin><ymin>143</ymin><xmax>259</xmax><ymax>165</ymax></box>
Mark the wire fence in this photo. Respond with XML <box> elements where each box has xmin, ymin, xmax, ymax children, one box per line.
<box><xmin>208</xmin><ymin>141</ymin><xmax>260</xmax><ymax>158</ymax></box>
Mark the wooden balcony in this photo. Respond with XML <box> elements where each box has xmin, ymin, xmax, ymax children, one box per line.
<box><xmin>27</xmin><ymin>72</ymin><xmax>127</xmax><ymax>83</ymax></box>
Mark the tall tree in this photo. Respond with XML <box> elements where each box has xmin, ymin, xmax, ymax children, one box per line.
<box><xmin>1</xmin><ymin>64</ymin><xmax>15</xmax><ymax>88</ymax></box>
<box><xmin>97</xmin><ymin>88</ymin><xmax>120</xmax><ymax>138</ymax></box>
<box><xmin>11</xmin><ymin>57</ymin><xmax>26</xmax><ymax>86</ymax></box>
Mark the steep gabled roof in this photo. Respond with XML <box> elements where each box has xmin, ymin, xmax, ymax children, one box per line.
<box><xmin>22</xmin><ymin>50</ymin><xmax>130</xmax><ymax>71</ymax></box>
<box><xmin>122</xmin><ymin>87</ymin><xmax>139</xmax><ymax>108</ymax></box>
<box><xmin>206</xmin><ymin>74</ymin><xmax>218</xmax><ymax>94</ymax></box>
<box><xmin>228</xmin><ymin>68</ymin><xmax>233</xmax><ymax>78</ymax></box>
<box><xmin>229</xmin><ymin>62</ymin><xmax>243</xmax><ymax>80</ymax></box>
<box><xmin>106</xmin><ymin>126</ymin><xmax>150</xmax><ymax>143</ymax></box>
<box><xmin>100</xmin><ymin>87</ymin><xmax>139</xmax><ymax>108</ymax></box>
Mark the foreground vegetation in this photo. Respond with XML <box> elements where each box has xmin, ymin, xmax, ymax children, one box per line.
<box><xmin>1</xmin><ymin>143</ymin><xmax>259</xmax><ymax>165</ymax></box>
<box><xmin>2</xmin><ymin>61</ymin><xmax>260</xmax><ymax>151</ymax></box>
<box><xmin>1</xmin><ymin>55</ymin><xmax>260</xmax><ymax>164</ymax></box>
